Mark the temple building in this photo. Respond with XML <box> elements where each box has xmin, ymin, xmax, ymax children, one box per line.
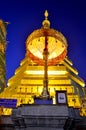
<box><xmin>0</xmin><ymin>11</ymin><xmax>86</xmax><ymax>130</ymax></box>
<box><xmin>0</xmin><ymin>20</ymin><xmax>7</xmax><ymax>93</ymax></box>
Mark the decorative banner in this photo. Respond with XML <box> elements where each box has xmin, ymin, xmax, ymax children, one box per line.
<box><xmin>0</xmin><ymin>99</ymin><xmax>17</xmax><ymax>108</ymax></box>
<box><xmin>34</xmin><ymin>97</ymin><xmax>52</xmax><ymax>105</ymax></box>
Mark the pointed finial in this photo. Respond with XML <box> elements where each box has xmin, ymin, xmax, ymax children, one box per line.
<box><xmin>44</xmin><ymin>10</ymin><xmax>48</xmax><ymax>20</ymax></box>
<box><xmin>42</xmin><ymin>10</ymin><xmax>50</xmax><ymax>29</ymax></box>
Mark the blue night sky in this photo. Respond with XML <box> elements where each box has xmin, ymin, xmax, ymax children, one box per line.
<box><xmin>0</xmin><ymin>0</ymin><xmax>86</xmax><ymax>84</ymax></box>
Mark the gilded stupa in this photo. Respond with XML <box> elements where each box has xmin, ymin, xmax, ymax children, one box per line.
<box><xmin>0</xmin><ymin>11</ymin><xmax>86</xmax><ymax>119</ymax></box>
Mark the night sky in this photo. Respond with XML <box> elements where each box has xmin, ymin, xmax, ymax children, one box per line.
<box><xmin>0</xmin><ymin>0</ymin><xmax>86</xmax><ymax>84</ymax></box>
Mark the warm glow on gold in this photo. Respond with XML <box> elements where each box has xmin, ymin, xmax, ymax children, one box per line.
<box><xmin>25</xmin><ymin>70</ymin><xmax>67</xmax><ymax>75</ymax></box>
<box><xmin>0</xmin><ymin>12</ymin><xmax>86</xmax><ymax>117</ymax></box>
<box><xmin>28</xmin><ymin>36</ymin><xmax>66</xmax><ymax>60</ymax></box>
